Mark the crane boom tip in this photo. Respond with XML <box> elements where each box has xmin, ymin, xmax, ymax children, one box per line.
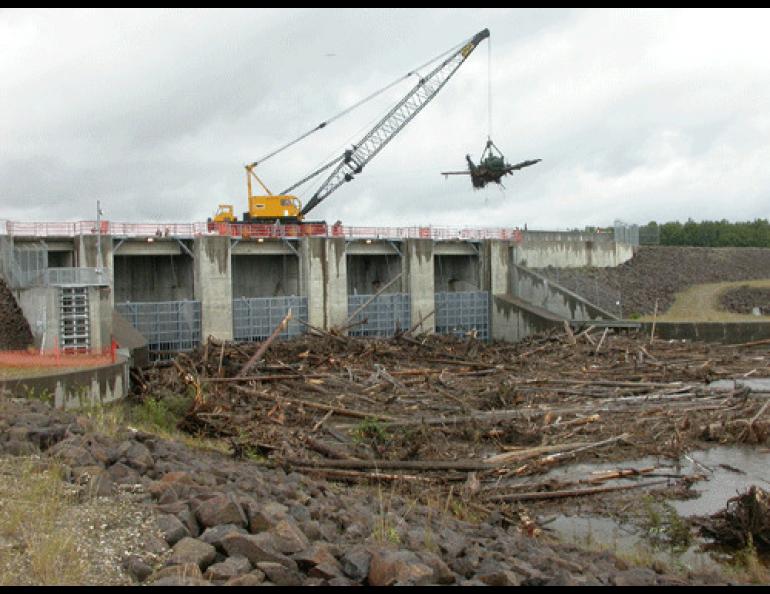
<box><xmin>473</xmin><ymin>29</ymin><xmax>490</xmax><ymax>44</ymax></box>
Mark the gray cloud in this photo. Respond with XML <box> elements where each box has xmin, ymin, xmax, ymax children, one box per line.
<box><xmin>1</xmin><ymin>8</ymin><xmax>769</xmax><ymax>229</ymax></box>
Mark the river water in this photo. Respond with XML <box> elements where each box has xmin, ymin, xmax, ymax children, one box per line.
<box><xmin>544</xmin><ymin>445</ymin><xmax>770</xmax><ymax>570</ymax></box>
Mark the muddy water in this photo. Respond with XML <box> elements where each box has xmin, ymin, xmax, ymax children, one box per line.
<box><xmin>547</xmin><ymin>514</ymin><xmax>718</xmax><ymax>571</ymax></box>
<box><xmin>670</xmin><ymin>446</ymin><xmax>770</xmax><ymax>517</ymax></box>
<box><xmin>545</xmin><ymin>445</ymin><xmax>770</xmax><ymax>569</ymax></box>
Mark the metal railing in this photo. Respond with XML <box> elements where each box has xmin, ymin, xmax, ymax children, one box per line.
<box><xmin>0</xmin><ymin>241</ymin><xmax>48</xmax><ymax>288</ymax></box>
<box><xmin>2</xmin><ymin>219</ymin><xmax>529</xmax><ymax>243</ymax></box>
<box><xmin>2</xmin><ymin>218</ymin><xmax>634</xmax><ymax>245</ymax></box>
<box><xmin>46</xmin><ymin>267</ymin><xmax>109</xmax><ymax>287</ymax></box>
<box><xmin>614</xmin><ymin>220</ymin><xmax>640</xmax><ymax>247</ymax></box>
<box><xmin>435</xmin><ymin>291</ymin><xmax>490</xmax><ymax>341</ymax></box>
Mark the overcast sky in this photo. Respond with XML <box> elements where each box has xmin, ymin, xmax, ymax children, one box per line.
<box><xmin>2</xmin><ymin>8</ymin><xmax>769</xmax><ymax>229</ymax></box>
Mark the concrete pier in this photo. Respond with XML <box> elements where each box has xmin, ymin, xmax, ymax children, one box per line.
<box><xmin>194</xmin><ymin>236</ymin><xmax>233</xmax><ymax>341</ymax></box>
<box><xmin>301</xmin><ymin>237</ymin><xmax>347</xmax><ymax>330</ymax></box>
<box><xmin>404</xmin><ymin>239</ymin><xmax>435</xmax><ymax>333</ymax></box>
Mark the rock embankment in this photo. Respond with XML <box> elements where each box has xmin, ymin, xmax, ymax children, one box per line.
<box><xmin>0</xmin><ymin>398</ymin><xmax>727</xmax><ymax>586</ymax></box>
<box><xmin>536</xmin><ymin>246</ymin><xmax>770</xmax><ymax>317</ymax></box>
<box><xmin>719</xmin><ymin>285</ymin><xmax>770</xmax><ymax>316</ymax></box>
<box><xmin>0</xmin><ymin>278</ymin><xmax>33</xmax><ymax>351</ymax></box>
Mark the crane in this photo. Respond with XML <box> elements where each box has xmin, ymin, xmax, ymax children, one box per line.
<box><xmin>213</xmin><ymin>28</ymin><xmax>490</xmax><ymax>225</ymax></box>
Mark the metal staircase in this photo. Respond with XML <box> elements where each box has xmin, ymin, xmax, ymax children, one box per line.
<box><xmin>59</xmin><ymin>286</ymin><xmax>90</xmax><ymax>352</ymax></box>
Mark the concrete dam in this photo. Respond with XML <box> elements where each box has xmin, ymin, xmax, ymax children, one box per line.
<box><xmin>0</xmin><ymin>221</ymin><xmax>635</xmax><ymax>360</ymax></box>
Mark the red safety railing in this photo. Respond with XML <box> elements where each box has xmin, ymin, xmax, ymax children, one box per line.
<box><xmin>0</xmin><ymin>338</ymin><xmax>118</xmax><ymax>369</ymax></box>
<box><xmin>2</xmin><ymin>219</ymin><xmax>528</xmax><ymax>243</ymax></box>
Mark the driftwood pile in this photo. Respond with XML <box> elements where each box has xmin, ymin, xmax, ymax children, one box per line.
<box><xmin>699</xmin><ymin>486</ymin><xmax>770</xmax><ymax>550</ymax></box>
<box><xmin>131</xmin><ymin>324</ymin><xmax>770</xmax><ymax>506</ymax></box>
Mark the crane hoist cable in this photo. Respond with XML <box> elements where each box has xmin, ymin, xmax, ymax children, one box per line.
<box><xmin>487</xmin><ymin>35</ymin><xmax>493</xmax><ymax>141</ymax></box>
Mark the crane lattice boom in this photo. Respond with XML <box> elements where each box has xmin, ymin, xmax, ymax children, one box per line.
<box><xmin>299</xmin><ymin>28</ymin><xmax>490</xmax><ymax>217</ymax></box>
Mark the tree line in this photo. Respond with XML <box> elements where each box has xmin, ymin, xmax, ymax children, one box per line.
<box><xmin>640</xmin><ymin>219</ymin><xmax>770</xmax><ymax>247</ymax></box>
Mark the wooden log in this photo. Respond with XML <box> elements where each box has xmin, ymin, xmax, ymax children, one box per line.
<box><xmin>294</xmin><ymin>318</ymin><xmax>349</xmax><ymax>344</ymax></box>
<box><xmin>300</xmin><ymin>435</ymin><xmax>354</xmax><ymax>460</ymax></box>
<box><xmin>511</xmin><ymin>434</ymin><xmax>630</xmax><ymax>475</ymax></box>
<box><xmin>726</xmin><ymin>338</ymin><xmax>770</xmax><ymax>349</ymax></box>
<box><xmin>281</xmin><ymin>457</ymin><xmax>498</xmax><ymax>472</ymax></box>
<box><xmin>200</xmin><ymin>373</ymin><xmax>327</xmax><ymax>383</ymax></box>
<box><xmin>584</xmin><ymin>467</ymin><xmax>657</xmax><ymax>484</ymax></box>
<box><xmin>217</xmin><ymin>341</ymin><xmax>226</xmax><ymax>377</ymax></box>
<box><xmin>425</xmin><ymin>358</ymin><xmax>496</xmax><ymax>369</ymax></box>
<box><xmin>232</xmin><ymin>385</ymin><xmax>398</xmax><ymax>422</ymax></box>
<box><xmin>650</xmin><ymin>299</ymin><xmax>659</xmax><ymax>345</ymax></box>
<box><xmin>237</xmin><ymin>309</ymin><xmax>292</xmax><ymax>378</ymax></box>
<box><xmin>595</xmin><ymin>327</ymin><xmax>609</xmax><ymax>355</ymax></box>
<box><xmin>563</xmin><ymin>321</ymin><xmax>577</xmax><ymax>346</ymax></box>
<box><xmin>485</xmin><ymin>442</ymin><xmax>590</xmax><ymax>465</ymax></box>
<box><xmin>342</xmin><ymin>273</ymin><xmax>403</xmax><ymax>329</ymax></box>
<box><xmin>404</xmin><ymin>309</ymin><xmax>435</xmax><ymax>337</ymax></box>
<box><xmin>484</xmin><ymin>479</ymin><xmax>668</xmax><ymax>503</ymax></box>
<box><xmin>544</xmin><ymin>414</ymin><xmax>601</xmax><ymax>431</ymax></box>
<box><xmin>302</xmin><ymin>468</ymin><xmax>443</xmax><ymax>483</ymax></box>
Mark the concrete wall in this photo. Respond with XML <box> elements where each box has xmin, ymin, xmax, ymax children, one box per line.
<box><xmin>434</xmin><ymin>255</ymin><xmax>480</xmax><ymax>292</ymax></box>
<box><xmin>480</xmin><ymin>240</ymin><xmax>511</xmax><ymax>295</ymax></box>
<box><xmin>194</xmin><ymin>236</ymin><xmax>233</xmax><ymax>341</ymax></box>
<box><xmin>15</xmin><ymin>285</ymin><xmax>112</xmax><ymax>352</ymax></box>
<box><xmin>511</xmin><ymin>264</ymin><xmax>616</xmax><ymax>322</ymax></box>
<box><xmin>492</xmin><ymin>294</ymin><xmax>565</xmax><ymax>343</ymax></box>
<box><xmin>14</xmin><ymin>286</ymin><xmax>59</xmax><ymax>350</ymax></box>
<box><xmin>232</xmin><ymin>254</ymin><xmax>299</xmax><ymax>298</ymax></box>
<box><xmin>642</xmin><ymin>321</ymin><xmax>770</xmax><ymax>344</ymax></box>
<box><xmin>88</xmin><ymin>286</ymin><xmax>113</xmax><ymax>351</ymax></box>
<box><xmin>0</xmin><ymin>357</ymin><xmax>130</xmax><ymax>410</ymax></box>
<box><xmin>513</xmin><ymin>238</ymin><xmax>634</xmax><ymax>269</ymax></box>
<box><xmin>75</xmin><ymin>234</ymin><xmax>113</xmax><ymax>270</ymax></box>
<box><xmin>347</xmin><ymin>254</ymin><xmax>403</xmax><ymax>295</ymax></box>
<box><xmin>404</xmin><ymin>239</ymin><xmax>435</xmax><ymax>333</ymax></box>
<box><xmin>114</xmin><ymin>255</ymin><xmax>194</xmax><ymax>302</ymax></box>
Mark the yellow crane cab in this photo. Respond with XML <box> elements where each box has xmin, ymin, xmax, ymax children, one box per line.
<box><xmin>244</xmin><ymin>193</ymin><xmax>302</xmax><ymax>223</ymax></box>
<box><xmin>231</xmin><ymin>163</ymin><xmax>304</xmax><ymax>223</ymax></box>
<box><xmin>211</xmin><ymin>204</ymin><xmax>237</xmax><ymax>223</ymax></box>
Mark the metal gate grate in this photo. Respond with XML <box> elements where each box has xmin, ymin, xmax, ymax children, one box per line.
<box><xmin>59</xmin><ymin>286</ymin><xmax>90</xmax><ymax>352</ymax></box>
<box><xmin>347</xmin><ymin>293</ymin><xmax>410</xmax><ymax>337</ymax></box>
<box><xmin>116</xmin><ymin>300</ymin><xmax>201</xmax><ymax>360</ymax></box>
<box><xmin>435</xmin><ymin>291</ymin><xmax>489</xmax><ymax>341</ymax></box>
<box><xmin>233</xmin><ymin>296</ymin><xmax>307</xmax><ymax>342</ymax></box>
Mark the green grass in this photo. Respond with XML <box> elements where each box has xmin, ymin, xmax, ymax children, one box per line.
<box><xmin>350</xmin><ymin>417</ymin><xmax>391</xmax><ymax>448</ymax></box>
<box><xmin>83</xmin><ymin>395</ymin><xmax>230</xmax><ymax>455</ymax></box>
<box><xmin>728</xmin><ymin>536</ymin><xmax>770</xmax><ymax>584</ymax></box>
<box><xmin>0</xmin><ymin>459</ymin><xmax>89</xmax><ymax>585</ymax></box>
